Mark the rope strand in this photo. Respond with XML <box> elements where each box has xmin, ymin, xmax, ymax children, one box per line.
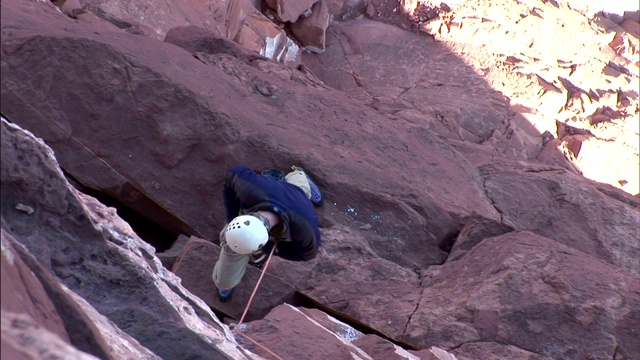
<box><xmin>234</xmin><ymin>245</ymin><xmax>277</xmax><ymax>329</ymax></box>
<box><xmin>236</xmin><ymin>331</ymin><xmax>284</xmax><ymax>360</ymax></box>
<box><xmin>230</xmin><ymin>245</ymin><xmax>284</xmax><ymax>360</ymax></box>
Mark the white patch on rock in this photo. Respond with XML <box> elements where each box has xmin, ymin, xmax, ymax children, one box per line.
<box><xmin>393</xmin><ymin>344</ymin><xmax>421</xmax><ymax>359</ymax></box>
<box><xmin>288</xmin><ymin>305</ymin><xmax>371</xmax><ymax>358</ymax></box>
<box><xmin>430</xmin><ymin>346</ymin><xmax>459</xmax><ymax>360</ymax></box>
<box><xmin>15</xmin><ymin>203</ymin><xmax>34</xmax><ymax>214</ymax></box>
<box><xmin>1</xmin><ymin>236</ymin><xmax>15</xmax><ymax>266</ymax></box>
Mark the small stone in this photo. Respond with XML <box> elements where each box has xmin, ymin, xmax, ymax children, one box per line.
<box><xmin>15</xmin><ymin>203</ymin><xmax>34</xmax><ymax>214</ymax></box>
<box><xmin>365</xmin><ymin>4</ymin><xmax>375</xmax><ymax>18</ymax></box>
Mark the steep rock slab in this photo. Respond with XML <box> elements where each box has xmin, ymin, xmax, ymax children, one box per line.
<box><xmin>241</xmin><ymin>304</ymin><xmax>373</xmax><ymax>359</ymax></box>
<box><xmin>300</xmin><ymin>19</ymin><xmax>543</xmax><ymax>159</ymax></box>
<box><xmin>1</xmin><ymin>312</ymin><xmax>99</xmax><ymax>360</ymax></box>
<box><xmin>451</xmin><ymin>342</ymin><xmax>552</xmax><ymax>360</ymax></box>
<box><xmin>2</xmin><ymin>229</ymin><xmax>161</xmax><ymax>359</ymax></box>
<box><xmin>56</xmin><ymin>0</ymin><xmax>302</xmax><ymax>64</ymax></box>
<box><xmin>1</xmin><ymin>0</ymin><xmax>497</xmax><ymax>270</ymax></box>
<box><xmin>243</xmin><ymin>304</ymin><xmax>462</xmax><ymax>360</ymax></box>
<box><xmin>1</xmin><ymin>230</ymin><xmax>72</xmax><ymax>351</ymax></box>
<box><xmin>419</xmin><ymin>0</ymin><xmax>639</xmax><ymax>194</ymax></box>
<box><xmin>299</xmin><ymin>307</ymin><xmax>458</xmax><ymax>360</ymax></box>
<box><xmin>404</xmin><ymin>231</ymin><xmax>640</xmax><ymax>360</ymax></box>
<box><xmin>266</xmin><ymin>225</ymin><xmax>422</xmax><ymax>341</ymax></box>
<box><xmin>240</xmin><ymin>304</ymin><xmax>436</xmax><ymax>360</ymax></box>
<box><xmin>60</xmin><ymin>0</ymin><xmax>228</xmax><ymax>39</ymax></box>
<box><xmin>480</xmin><ymin>159</ymin><xmax>640</xmax><ymax>275</ymax></box>
<box><xmin>0</xmin><ymin>118</ymin><xmax>256</xmax><ymax>359</ymax></box>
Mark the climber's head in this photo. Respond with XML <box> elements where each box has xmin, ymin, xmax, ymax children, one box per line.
<box><xmin>225</xmin><ymin>214</ymin><xmax>269</xmax><ymax>254</ymax></box>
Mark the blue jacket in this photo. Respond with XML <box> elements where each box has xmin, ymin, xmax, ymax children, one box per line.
<box><xmin>223</xmin><ymin>166</ymin><xmax>321</xmax><ymax>261</ymax></box>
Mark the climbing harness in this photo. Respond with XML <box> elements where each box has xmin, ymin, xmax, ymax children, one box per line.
<box><xmin>228</xmin><ymin>245</ymin><xmax>284</xmax><ymax>360</ymax></box>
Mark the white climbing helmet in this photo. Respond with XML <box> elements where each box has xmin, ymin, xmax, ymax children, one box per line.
<box><xmin>225</xmin><ymin>214</ymin><xmax>269</xmax><ymax>255</ymax></box>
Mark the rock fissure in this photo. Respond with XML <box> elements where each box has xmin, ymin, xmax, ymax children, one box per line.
<box><xmin>62</xmin><ymin>172</ymin><xmax>184</xmax><ymax>253</ymax></box>
<box><xmin>2</xmin><ymin>0</ymin><xmax>639</xmax><ymax>358</ymax></box>
<box><xmin>480</xmin><ymin>177</ymin><xmax>505</xmax><ymax>223</ymax></box>
<box><xmin>291</xmin><ymin>291</ymin><xmax>421</xmax><ymax>351</ymax></box>
<box><xmin>521</xmin><ymin>167</ymin><xmax>567</xmax><ymax>174</ymax></box>
<box><xmin>401</xmin><ymin>279</ymin><xmax>425</xmax><ymax>344</ymax></box>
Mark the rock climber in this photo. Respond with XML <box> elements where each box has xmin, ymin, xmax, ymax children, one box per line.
<box><xmin>213</xmin><ymin>165</ymin><xmax>324</xmax><ymax>302</ymax></box>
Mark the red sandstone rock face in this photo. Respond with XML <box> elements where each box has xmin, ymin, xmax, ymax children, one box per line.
<box><xmin>307</xmin><ymin>0</ymin><xmax>639</xmax><ymax>195</ymax></box>
<box><xmin>0</xmin><ymin>118</ymin><xmax>249</xmax><ymax>359</ymax></box>
<box><xmin>2</xmin><ymin>0</ymin><xmax>497</xmax><ymax>270</ymax></box>
<box><xmin>1</xmin><ymin>230</ymin><xmax>71</xmax><ymax>355</ymax></box>
<box><xmin>1</xmin><ymin>0</ymin><xmax>639</xmax><ymax>359</ymax></box>
<box><xmin>406</xmin><ymin>231</ymin><xmax>640</xmax><ymax>358</ymax></box>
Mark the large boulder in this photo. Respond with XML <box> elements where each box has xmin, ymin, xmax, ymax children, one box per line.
<box><xmin>479</xmin><ymin>159</ymin><xmax>640</xmax><ymax>275</ymax></box>
<box><xmin>54</xmin><ymin>0</ymin><xmax>303</xmax><ymax>64</ymax></box>
<box><xmin>0</xmin><ymin>117</ymin><xmax>254</xmax><ymax>359</ymax></box>
<box><xmin>264</xmin><ymin>0</ymin><xmax>318</xmax><ymax>23</ymax></box>
<box><xmin>2</xmin><ymin>228</ymin><xmax>162</xmax><ymax>360</ymax></box>
<box><xmin>240</xmin><ymin>304</ymin><xmax>461</xmax><ymax>360</ymax></box>
<box><xmin>267</xmin><ymin>225</ymin><xmax>422</xmax><ymax>340</ymax></box>
<box><xmin>404</xmin><ymin>231</ymin><xmax>640</xmax><ymax>359</ymax></box>
<box><xmin>290</xmin><ymin>0</ymin><xmax>331</xmax><ymax>53</ymax></box>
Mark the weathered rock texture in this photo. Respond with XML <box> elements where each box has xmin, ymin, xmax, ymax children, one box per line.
<box><xmin>1</xmin><ymin>0</ymin><xmax>639</xmax><ymax>359</ymax></box>
<box><xmin>353</xmin><ymin>0</ymin><xmax>640</xmax><ymax>195</ymax></box>
<box><xmin>406</xmin><ymin>231</ymin><xmax>639</xmax><ymax>358</ymax></box>
<box><xmin>57</xmin><ymin>0</ymin><xmax>302</xmax><ymax>64</ymax></box>
<box><xmin>1</xmin><ymin>118</ymin><xmax>255</xmax><ymax>359</ymax></box>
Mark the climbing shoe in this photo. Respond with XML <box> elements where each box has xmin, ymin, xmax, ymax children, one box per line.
<box><xmin>217</xmin><ymin>288</ymin><xmax>234</xmax><ymax>302</ymax></box>
<box><xmin>291</xmin><ymin>165</ymin><xmax>324</xmax><ymax>207</ymax></box>
<box><xmin>261</xmin><ymin>168</ymin><xmax>285</xmax><ymax>181</ymax></box>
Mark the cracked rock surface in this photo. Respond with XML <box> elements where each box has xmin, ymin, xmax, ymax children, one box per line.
<box><xmin>1</xmin><ymin>0</ymin><xmax>639</xmax><ymax>359</ymax></box>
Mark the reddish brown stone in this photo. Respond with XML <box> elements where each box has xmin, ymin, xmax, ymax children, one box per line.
<box><xmin>1</xmin><ymin>0</ymin><xmax>639</xmax><ymax>358</ymax></box>
<box><xmin>172</xmin><ymin>237</ymin><xmax>297</xmax><ymax>321</ymax></box>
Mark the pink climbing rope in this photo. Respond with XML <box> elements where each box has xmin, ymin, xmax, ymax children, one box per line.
<box><xmin>230</xmin><ymin>245</ymin><xmax>284</xmax><ymax>360</ymax></box>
